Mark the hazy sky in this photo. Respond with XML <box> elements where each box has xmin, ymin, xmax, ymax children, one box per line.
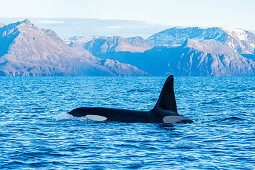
<box><xmin>0</xmin><ymin>0</ymin><xmax>254</xmax><ymax>30</ymax></box>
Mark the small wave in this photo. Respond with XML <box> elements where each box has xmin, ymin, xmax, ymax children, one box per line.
<box><xmin>53</xmin><ymin>112</ymin><xmax>96</xmax><ymax>122</ymax></box>
<box><xmin>125</xmin><ymin>163</ymin><xmax>143</xmax><ymax>169</ymax></box>
<box><xmin>127</xmin><ymin>89</ymin><xmax>149</xmax><ymax>93</ymax></box>
<box><xmin>221</xmin><ymin>116</ymin><xmax>245</xmax><ymax>121</ymax></box>
<box><xmin>127</xmin><ymin>89</ymin><xmax>136</xmax><ymax>93</ymax></box>
<box><xmin>208</xmin><ymin>116</ymin><xmax>245</xmax><ymax>123</ymax></box>
<box><xmin>53</xmin><ymin>112</ymin><xmax>75</xmax><ymax>121</ymax></box>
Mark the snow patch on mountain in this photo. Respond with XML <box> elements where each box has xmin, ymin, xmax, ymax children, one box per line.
<box><xmin>221</xmin><ymin>27</ymin><xmax>248</xmax><ymax>41</ymax></box>
<box><xmin>147</xmin><ymin>27</ymin><xmax>229</xmax><ymax>46</ymax></box>
<box><xmin>65</xmin><ymin>36</ymin><xmax>102</xmax><ymax>45</ymax></box>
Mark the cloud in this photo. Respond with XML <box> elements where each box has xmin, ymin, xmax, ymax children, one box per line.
<box><xmin>39</xmin><ymin>20</ymin><xmax>65</xmax><ymax>24</ymax></box>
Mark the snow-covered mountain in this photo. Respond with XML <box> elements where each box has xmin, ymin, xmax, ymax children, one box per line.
<box><xmin>147</xmin><ymin>27</ymin><xmax>255</xmax><ymax>54</ymax></box>
<box><xmin>182</xmin><ymin>38</ymin><xmax>255</xmax><ymax>76</ymax></box>
<box><xmin>0</xmin><ymin>19</ymin><xmax>146</xmax><ymax>76</ymax></box>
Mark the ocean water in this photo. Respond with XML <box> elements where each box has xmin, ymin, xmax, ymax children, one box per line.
<box><xmin>0</xmin><ymin>76</ymin><xmax>255</xmax><ymax>169</ymax></box>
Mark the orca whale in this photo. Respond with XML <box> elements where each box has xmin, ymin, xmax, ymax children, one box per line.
<box><xmin>68</xmin><ymin>75</ymin><xmax>193</xmax><ymax>124</ymax></box>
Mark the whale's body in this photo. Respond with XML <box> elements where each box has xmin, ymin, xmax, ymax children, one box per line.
<box><xmin>69</xmin><ymin>75</ymin><xmax>193</xmax><ymax>124</ymax></box>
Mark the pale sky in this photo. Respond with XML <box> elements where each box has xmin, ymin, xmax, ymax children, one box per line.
<box><xmin>0</xmin><ymin>0</ymin><xmax>254</xmax><ymax>30</ymax></box>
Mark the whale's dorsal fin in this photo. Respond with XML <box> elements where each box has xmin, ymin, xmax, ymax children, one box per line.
<box><xmin>153</xmin><ymin>75</ymin><xmax>177</xmax><ymax>113</ymax></box>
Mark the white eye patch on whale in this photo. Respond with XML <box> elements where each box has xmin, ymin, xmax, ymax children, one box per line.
<box><xmin>163</xmin><ymin>116</ymin><xmax>192</xmax><ymax>124</ymax></box>
<box><xmin>85</xmin><ymin>115</ymin><xmax>107</xmax><ymax>121</ymax></box>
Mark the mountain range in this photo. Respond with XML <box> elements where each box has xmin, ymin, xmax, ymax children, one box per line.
<box><xmin>0</xmin><ymin>19</ymin><xmax>255</xmax><ymax>76</ymax></box>
<box><xmin>69</xmin><ymin>26</ymin><xmax>255</xmax><ymax>76</ymax></box>
<box><xmin>0</xmin><ymin>19</ymin><xmax>145</xmax><ymax>76</ymax></box>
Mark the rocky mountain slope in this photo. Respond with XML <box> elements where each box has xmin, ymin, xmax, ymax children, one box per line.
<box><xmin>89</xmin><ymin>27</ymin><xmax>255</xmax><ymax>76</ymax></box>
<box><xmin>92</xmin><ymin>39</ymin><xmax>255</xmax><ymax>76</ymax></box>
<box><xmin>0</xmin><ymin>20</ymin><xmax>146</xmax><ymax>76</ymax></box>
<box><xmin>95</xmin><ymin>38</ymin><xmax>255</xmax><ymax>76</ymax></box>
<box><xmin>66</xmin><ymin>36</ymin><xmax>153</xmax><ymax>56</ymax></box>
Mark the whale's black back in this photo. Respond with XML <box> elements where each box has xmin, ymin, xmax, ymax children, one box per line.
<box><xmin>69</xmin><ymin>75</ymin><xmax>188</xmax><ymax>123</ymax></box>
<box><xmin>153</xmin><ymin>75</ymin><xmax>177</xmax><ymax>113</ymax></box>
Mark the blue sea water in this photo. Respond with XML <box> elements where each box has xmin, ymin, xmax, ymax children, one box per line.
<box><xmin>0</xmin><ymin>76</ymin><xmax>255</xmax><ymax>169</ymax></box>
